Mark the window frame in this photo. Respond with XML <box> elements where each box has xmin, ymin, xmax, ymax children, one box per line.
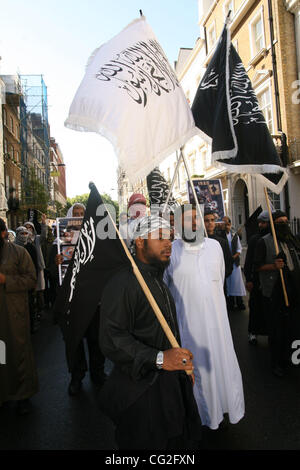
<box><xmin>207</xmin><ymin>20</ymin><xmax>217</xmax><ymax>52</ymax></box>
<box><xmin>223</xmin><ymin>0</ymin><xmax>235</xmax><ymax>20</ymax></box>
<box><xmin>249</xmin><ymin>7</ymin><xmax>266</xmax><ymax>59</ymax></box>
<box><xmin>255</xmin><ymin>79</ymin><xmax>275</xmax><ymax>134</ymax></box>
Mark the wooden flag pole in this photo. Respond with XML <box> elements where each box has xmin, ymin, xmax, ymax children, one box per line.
<box><xmin>181</xmin><ymin>148</ymin><xmax>208</xmax><ymax>238</ymax></box>
<box><xmin>162</xmin><ymin>150</ymin><xmax>182</xmax><ymax>214</ymax></box>
<box><xmin>264</xmin><ymin>187</ymin><xmax>289</xmax><ymax>307</ymax></box>
<box><xmin>91</xmin><ymin>184</ymin><xmax>192</xmax><ymax>374</ymax></box>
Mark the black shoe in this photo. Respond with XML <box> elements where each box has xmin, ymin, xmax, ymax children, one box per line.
<box><xmin>68</xmin><ymin>378</ymin><xmax>82</xmax><ymax>396</ymax></box>
<box><xmin>16</xmin><ymin>399</ymin><xmax>31</xmax><ymax>416</ymax></box>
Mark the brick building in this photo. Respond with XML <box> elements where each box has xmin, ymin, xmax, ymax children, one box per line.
<box><xmin>50</xmin><ymin>137</ymin><xmax>67</xmax><ymax>210</ymax></box>
<box><xmin>160</xmin><ymin>0</ymin><xmax>300</xmax><ymax>241</ymax></box>
<box><xmin>2</xmin><ymin>75</ymin><xmax>22</xmax><ymax>229</ymax></box>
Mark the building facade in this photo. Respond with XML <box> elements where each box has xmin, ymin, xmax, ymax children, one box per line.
<box><xmin>116</xmin><ymin>0</ymin><xmax>300</xmax><ymax>237</ymax></box>
<box><xmin>0</xmin><ymin>73</ymin><xmax>67</xmax><ymax>226</ymax></box>
<box><xmin>0</xmin><ymin>77</ymin><xmax>7</xmax><ymax>221</ymax></box>
<box><xmin>1</xmin><ymin>75</ymin><xmax>22</xmax><ymax>229</ymax></box>
<box><xmin>161</xmin><ymin>0</ymin><xmax>300</xmax><ymax>241</ymax></box>
<box><xmin>50</xmin><ymin>137</ymin><xmax>67</xmax><ymax>211</ymax></box>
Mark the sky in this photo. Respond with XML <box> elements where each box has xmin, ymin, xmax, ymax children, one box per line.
<box><xmin>0</xmin><ymin>0</ymin><xmax>200</xmax><ymax>200</ymax></box>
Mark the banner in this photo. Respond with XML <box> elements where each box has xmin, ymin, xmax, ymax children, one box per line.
<box><xmin>147</xmin><ymin>167</ymin><xmax>179</xmax><ymax>211</ymax></box>
<box><xmin>187</xmin><ymin>179</ymin><xmax>225</xmax><ymax>221</ymax></box>
<box><xmin>65</xmin><ymin>16</ymin><xmax>198</xmax><ymax>183</ymax></box>
<box><xmin>54</xmin><ymin>184</ymin><xmax>130</xmax><ymax>371</ymax></box>
<box><xmin>56</xmin><ymin>216</ymin><xmax>83</xmax><ymax>285</ymax></box>
<box><xmin>191</xmin><ymin>24</ymin><xmax>288</xmax><ymax>194</ymax></box>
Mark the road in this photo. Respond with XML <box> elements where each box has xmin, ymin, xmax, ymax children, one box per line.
<box><xmin>1</xmin><ymin>305</ymin><xmax>300</xmax><ymax>450</ymax></box>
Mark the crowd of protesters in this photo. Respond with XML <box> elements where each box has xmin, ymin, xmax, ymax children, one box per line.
<box><xmin>0</xmin><ymin>194</ymin><xmax>299</xmax><ymax>449</ymax></box>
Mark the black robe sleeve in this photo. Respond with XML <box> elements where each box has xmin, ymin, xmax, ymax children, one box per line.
<box><xmin>244</xmin><ymin>234</ymin><xmax>259</xmax><ymax>282</ymax></box>
<box><xmin>100</xmin><ymin>274</ymin><xmax>159</xmax><ymax>382</ymax></box>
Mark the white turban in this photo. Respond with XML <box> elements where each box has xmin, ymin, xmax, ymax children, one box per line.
<box><xmin>132</xmin><ymin>215</ymin><xmax>171</xmax><ymax>240</ymax></box>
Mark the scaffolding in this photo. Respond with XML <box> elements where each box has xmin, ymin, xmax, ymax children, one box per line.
<box><xmin>19</xmin><ymin>74</ymin><xmax>50</xmax><ymax>197</ymax></box>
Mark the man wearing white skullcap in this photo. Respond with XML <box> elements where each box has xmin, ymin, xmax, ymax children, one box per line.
<box><xmin>99</xmin><ymin>215</ymin><xmax>202</xmax><ymax>450</ymax></box>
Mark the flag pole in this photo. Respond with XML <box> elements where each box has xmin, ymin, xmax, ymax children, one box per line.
<box><xmin>162</xmin><ymin>150</ymin><xmax>182</xmax><ymax>214</ymax></box>
<box><xmin>264</xmin><ymin>187</ymin><xmax>289</xmax><ymax>307</ymax></box>
<box><xmin>180</xmin><ymin>147</ymin><xmax>208</xmax><ymax>237</ymax></box>
<box><xmin>89</xmin><ymin>183</ymin><xmax>192</xmax><ymax>374</ymax></box>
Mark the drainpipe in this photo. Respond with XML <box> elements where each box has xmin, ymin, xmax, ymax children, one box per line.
<box><xmin>268</xmin><ymin>0</ymin><xmax>290</xmax><ymax>218</ymax></box>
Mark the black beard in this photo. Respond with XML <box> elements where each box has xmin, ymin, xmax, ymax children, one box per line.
<box><xmin>143</xmin><ymin>253</ymin><xmax>170</xmax><ymax>271</ymax></box>
<box><xmin>259</xmin><ymin>227</ymin><xmax>269</xmax><ymax>236</ymax></box>
<box><xmin>150</xmin><ymin>258</ymin><xmax>170</xmax><ymax>270</ymax></box>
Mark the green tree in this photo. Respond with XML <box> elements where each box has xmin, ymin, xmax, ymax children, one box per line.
<box><xmin>66</xmin><ymin>192</ymin><xmax>119</xmax><ymax>219</ymax></box>
<box><xmin>21</xmin><ymin>167</ymin><xmax>51</xmax><ymax>215</ymax></box>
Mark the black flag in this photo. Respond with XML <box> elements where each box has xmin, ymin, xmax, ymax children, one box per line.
<box><xmin>191</xmin><ymin>24</ymin><xmax>288</xmax><ymax>194</ymax></box>
<box><xmin>54</xmin><ymin>183</ymin><xmax>130</xmax><ymax>370</ymax></box>
<box><xmin>147</xmin><ymin>167</ymin><xmax>179</xmax><ymax>211</ymax></box>
<box><xmin>245</xmin><ymin>205</ymin><xmax>263</xmax><ymax>243</ymax></box>
<box><xmin>27</xmin><ymin>209</ymin><xmax>41</xmax><ymax>234</ymax></box>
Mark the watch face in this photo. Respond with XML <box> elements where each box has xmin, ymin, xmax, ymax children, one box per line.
<box><xmin>156</xmin><ymin>351</ymin><xmax>164</xmax><ymax>368</ymax></box>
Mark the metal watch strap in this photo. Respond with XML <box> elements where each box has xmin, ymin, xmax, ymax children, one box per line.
<box><xmin>156</xmin><ymin>350</ymin><xmax>164</xmax><ymax>369</ymax></box>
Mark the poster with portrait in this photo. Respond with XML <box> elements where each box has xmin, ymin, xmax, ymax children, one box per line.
<box><xmin>187</xmin><ymin>179</ymin><xmax>225</xmax><ymax>222</ymax></box>
<box><xmin>56</xmin><ymin>217</ymin><xmax>83</xmax><ymax>285</ymax></box>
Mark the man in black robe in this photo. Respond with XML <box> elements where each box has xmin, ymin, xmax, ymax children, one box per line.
<box><xmin>254</xmin><ymin>211</ymin><xmax>300</xmax><ymax>377</ymax></box>
<box><xmin>244</xmin><ymin>211</ymin><xmax>269</xmax><ymax>344</ymax></box>
<box><xmin>204</xmin><ymin>209</ymin><xmax>233</xmax><ymax>280</ymax></box>
<box><xmin>99</xmin><ymin>215</ymin><xmax>202</xmax><ymax>450</ymax></box>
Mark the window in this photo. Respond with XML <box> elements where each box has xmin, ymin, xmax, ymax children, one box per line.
<box><xmin>191</xmin><ymin>156</ymin><xmax>196</xmax><ymax>175</ymax></box>
<box><xmin>3</xmin><ymin>138</ymin><xmax>8</xmax><ymax>155</ymax></box>
<box><xmin>254</xmin><ymin>18</ymin><xmax>264</xmax><ymax>52</ymax></box>
<box><xmin>249</xmin><ymin>9</ymin><xmax>266</xmax><ymax>58</ymax></box>
<box><xmin>232</xmin><ymin>39</ymin><xmax>238</xmax><ymax>54</ymax></box>
<box><xmin>223</xmin><ymin>189</ymin><xmax>229</xmax><ymax>215</ymax></box>
<box><xmin>3</xmin><ymin>108</ymin><xmax>7</xmax><ymax>126</ymax></box>
<box><xmin>203</xmin><ymin>149</ymin><xmax>211</xmax><ymax>170</ymax></box>
<box><xmin>167</xmin><ymin>167</ymin><xmax>171</xmax><ymax>182</ymax></box>
<box><xmin>257</xmin><ymin>85</ymin><xmax>273</xmax><ymax>133</ymax></box>
<box><xmin>267</xmin><ymin>189</ymin><xmax>281</xmax><ymax>211</ymax></box>
<box><xmin>10</xmin><ymin>117</ymin><xmax>14</xmax><ymax>133</ymax></box>
<box><xmin>16</xmin><ymin>151</ymin><xmax>19</xmax><ymax>163</ymax></box>
<box><xmin>207</xmin><ymin>22</ymin><xmax>216</xmax><ymax>51</ymax></box>
<box><xmin>224</xmin><ymin>0</ymin><xmax>234</xmax><ymax>20</ymax></box>
<box><xmin>11</xmin><ymin>146</ymin><xmax>14</xmax><ymax>160</ymax></box>
<box><xmin>6</xmin><ymin>176</ymin><xmax>9</xmax><ymax>198</ymax></box>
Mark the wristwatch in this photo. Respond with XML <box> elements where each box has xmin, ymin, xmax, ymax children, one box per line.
<box><xmin>156</xmin><ymin>351</ymin><xmax>164</xmax><ymax>370</ymax></box>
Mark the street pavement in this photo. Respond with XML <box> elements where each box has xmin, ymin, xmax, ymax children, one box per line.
<box><xmin>1</xmin><ymin>304</ymin><xmax>300</xmax><ymax>451</ymax></box>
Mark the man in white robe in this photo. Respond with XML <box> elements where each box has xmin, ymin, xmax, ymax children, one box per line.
<box><xmin>164</xmin><ymin>205</ymin><xmax>245</xmax><ymax>430</ymax></box>
<box><xmin>222</xmin><ymin>216</ymin><xmax>246</xmax><ymax>311</ymax></box>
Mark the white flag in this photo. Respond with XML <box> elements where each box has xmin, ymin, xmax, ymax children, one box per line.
<box><xmin>65</xmin><ymin>16</ymin><xmax>198</xmax><ymax>183</ymax></box>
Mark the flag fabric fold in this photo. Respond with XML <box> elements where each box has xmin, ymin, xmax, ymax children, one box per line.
<box><xmin>191</xmin><ymin>24</ymin><xmax>288</xmax><ymax>194</ymax></box>
<box><xmin>147</xmin><ymin>167</ymin><xmax>179</xmax><ymax>211</ymax></box>
<box><xmin>54</xmin><ymin>184</ymin><xmax>130</xmax><ymax>371</ymax></box>
<box><xmin>65</xmin><ymin>16</ymin><xmax>198</xmax><ymax>184</ymax></box>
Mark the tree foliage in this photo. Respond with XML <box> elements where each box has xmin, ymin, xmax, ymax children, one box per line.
<box><xmin>66</xmin><ymin>192</ymin><xmax>119</xmax><ymax>219</ymax></box>
<box><xmin>21</xmin><ymin>167</ymin><xmax>51</xmax><ymax>214</ymax></box>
